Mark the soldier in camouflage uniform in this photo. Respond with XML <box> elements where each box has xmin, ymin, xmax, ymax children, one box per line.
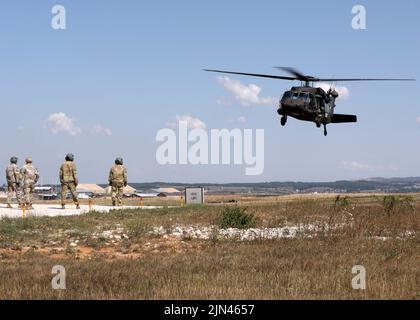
<box><xmin>108</xmin><ymin>157</ymin><xmax>128</xmax><ymax>206</ymax></box>
<box><xmin>20</xmin><ymin>157</ymin><xmax>39</xmax><ymax>210</ymax></box>
<box><xmin>6</xmin><ymin>156</ymin><xmax>22</xmax><ymax>208</ymax></box>
<box><xmin>60</xmin><ymin>153</ymin><xmax>80</xmax><ymax>209</ymax></box>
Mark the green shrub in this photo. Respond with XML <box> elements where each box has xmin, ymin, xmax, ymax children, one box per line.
<box><xmin>334</xmin><ymin>195</ymin><xmax>350</xmax><ymax>208</ymax></box>
<box><xmin>219</xmin><ymin>206</ymin><xmax>255</xmax><ymax>229</ymax></box>
<box><xmin>382</xmin><ymin>195</ymin><xmax>415</xmax><ymax>216</ymax></box>
<box><xmin>383</xmin><ymin>196</ymin><xmax>396</xmax><ymax>215</ymax></box>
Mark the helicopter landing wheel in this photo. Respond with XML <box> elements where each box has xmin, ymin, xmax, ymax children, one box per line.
<box><xmin>316</xmin><ymin>122</ymin><xmax>321</xmax><ymax>128</ymax></box>
<box><xmin>281</xmin><ymin>116</ymin><xmax>287</xmax><ymax>126</ymax></box>
<box><xmin>323</xmin><ymin>125</ymin><xmax>328</xmax><ymax>137</ymax></box>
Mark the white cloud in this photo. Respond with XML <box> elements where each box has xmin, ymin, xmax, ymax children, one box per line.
<box><xmin>340</xmin><ymin>161</ymin><xmax>374</xmax><ymax>171</ymax></box>
<box><xmin>216</xmin><ymin>97</ymin><xmax>232</xmax><ymax>106</ymax></box>
<box><xmin>229</xmin><ymin>116</ymin><xmax>247</xmax><ymax>124</ymax></box>
<box><xmin>340</xmin><ymin>161</ymin><xmax>398</xmax><ymax>172</ymax></box>
<box><xmin>217</xmin><ymin>76</ymin><xmax>275</xmax><ymax>106</ymax></box>
<box><xmin>316</xmin><ymin>83</ymin><xmax>350</xmax><ymax>100</ymax></box>
<box><xmin>167</xmin><ymin>115</ymin><xmax>206</xmax><ymax>130</ymax></box>
<box><xmin>91</xmin><ymin>124</ymin><xmax>112</xmax><ymax>136</ymax></box>
<box><xmin>45</xmin><ymin>112</ymin><xmax>82</xmax><ymax>136</ymax></box>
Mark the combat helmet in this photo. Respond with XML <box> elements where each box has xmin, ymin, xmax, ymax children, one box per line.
<box><xmin>65</xmin><ymin>153</ymin><xmax>75</xmax><ymax>161</ymax></box>
<box><xmin>25</xmin><ymin>157</ymin><xmax>33</xmax><ymax>164</ymax></box>
<box><xmin>10</xmin><ymin>156</ymin><xmax>18</xmax><ymax>164</ymax></box>
<box><xmin>115</xmin><ymin>157</ymin><xmax>124</xmax><ymax>165</ymax></box>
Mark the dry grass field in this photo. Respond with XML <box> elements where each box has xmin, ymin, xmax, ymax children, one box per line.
<box><xmin>0</xmin><ymin>193</ymin><xmax>418</xmax><ymax>300</ymax></box>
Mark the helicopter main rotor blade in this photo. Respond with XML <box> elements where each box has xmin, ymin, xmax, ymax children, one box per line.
<box><xmin>203</xmin><ymin>69</ymin><xmax>297</xmax><ymax>81</ymax></box>
<box><xmin>274</xmin><ymin>67</ymin><xmax>416</xmax><ymax>82</ymax></box>
<box><xmin>274</xmin><ymin>67</ymin><xmax>309</xmax><ymax>81</ymax></box>
<box><xmin>317</xmin><ymin>78</ymin><xmax>416</xmax><ymax>82</ymax></box>
<box><xmin>204</xmin><ymin>68</ymin><xmax>416</xmax><ymax>83</ymax></box>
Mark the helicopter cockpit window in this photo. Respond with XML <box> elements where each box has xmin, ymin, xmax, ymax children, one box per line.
<box><xmin>299</xmin><ymin>92</ymin><xmax>310</xmax><ymax>103</ymax></box>
<box><xmin>292</xmin><ymin>92</ymin><xmax>300</xmax><ymax>100</ymax></box>
<box><xmin>282</xmin><ymin>91</ymin><xmax>292</xmax><ymax>100</ymax></box>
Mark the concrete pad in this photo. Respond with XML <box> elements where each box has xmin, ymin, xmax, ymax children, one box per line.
<box><xmin>0</xmin><ymin>204</ymin><xmax>172</xmax><ymax>219</ymax></box>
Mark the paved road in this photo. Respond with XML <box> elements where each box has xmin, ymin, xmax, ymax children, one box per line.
<box><xmin>0</xmin><ymin>204</ymin><xmax>169</xmax><ymax>219</ymax></box>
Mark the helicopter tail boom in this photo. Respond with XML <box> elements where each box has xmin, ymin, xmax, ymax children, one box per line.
<box><xmin>331</xmin><ymin>114</ymin><xmax>357</xmax><ymax>123</ymax></box>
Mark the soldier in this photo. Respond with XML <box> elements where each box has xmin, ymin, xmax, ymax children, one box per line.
<box><xmin>5</xmin><ymin>156</ymin><xmax>22</xmax><ymax>208</ymax></box>
<box><xmin>20</xmin><ymin>157</ymin><xmax>39</xmax><ymax>210</ymax></box>
<box><xmin>60</xmin><ymin>153</ymin><xmax>80</xmax><ymax>209</ymax></box>
<box><xmin>108</xmin><ymin>157</ymin><xmax>128</xmax><ymax>206</ymax></box>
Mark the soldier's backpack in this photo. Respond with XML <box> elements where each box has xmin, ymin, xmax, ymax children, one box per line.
<box><xmin>6</xmin><ymin>165</ymin><xmax>18</xmax><ymax>183</ymax></box>
<box><xmin>23</xmin><ymin>165</ymin><xmax>38</xmax><ymax>183</ymax></box>
<box><xmin>112</xmin><ymin>165</ymin><xmax>125</xmax><ymax>183</ymax></box>
<box><xmin>62</xmin><ymin>162</ymin><xmax>75</xmax><ymax>181</ymax></box>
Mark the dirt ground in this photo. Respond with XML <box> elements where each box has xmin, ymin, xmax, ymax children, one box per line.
<box><xmin>0</xmin><ymin>194</ymin><xmax>418</xmax><ymax>299</ymax></box>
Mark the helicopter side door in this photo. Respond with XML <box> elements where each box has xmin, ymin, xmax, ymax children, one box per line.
<box><xmin>308</xmin><ymin>93</ymin><xmax>317</xmax><ymax>112</ymax></box>
<box><xmin>314</xmin><ymin>95</ymin><xmax>324</xmax><ymax>114</ymax></box>
<box><xmin>324</xmin><ymin>101</ymin><xmax>333</xmax><ymax>117</ymax></box>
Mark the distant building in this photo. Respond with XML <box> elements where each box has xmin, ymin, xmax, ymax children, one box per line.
<box><xmin>76</xmin><ymin>184</ymin><xmax>106</xmax><ymax>199</ymax></box>
<box><xmin>34</xmin><ymin>186</ymin><xmax>54</xmax><ymax>193</ymax></box>
<box><xmin>135</xmin><ymin>193</ymin><xmax>159</xmax><ymax>198</ymax></box>
<box><xmin>152</xmin><ymin>188</ymin><xmax>181</xmax><ymax>197</ymax></box>
<box><xmin>105</xmin><ymin>185</ymin><xmax>137</xmax><ymax>197</ymax></box>
<box><xmin>34</xmin><ymin>186</ymin><xmax>58</xmax><ymax>200</ymax></box>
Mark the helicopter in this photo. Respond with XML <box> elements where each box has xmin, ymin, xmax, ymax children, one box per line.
<box><xmin>204</xmin><ymin>67</ymin><xmax>415</xmax><ymax>136</ymax></box>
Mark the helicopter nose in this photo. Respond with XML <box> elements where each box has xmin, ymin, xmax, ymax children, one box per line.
<box><xmin>283</xmin><ymin>102</ymin><xmax>304</xmax><ymax>111</ymax></box>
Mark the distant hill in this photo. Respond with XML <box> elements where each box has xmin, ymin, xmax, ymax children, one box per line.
<box><xmin>124</xmin><ymin>177</ymin><xmax>420</xmax><ymax>195</ymax></box>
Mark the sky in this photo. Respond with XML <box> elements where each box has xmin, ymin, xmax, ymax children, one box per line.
<box><xmin>0</xmin><ymin>0</ymin><xmax>419</xmax><ymax>184</ymax></box>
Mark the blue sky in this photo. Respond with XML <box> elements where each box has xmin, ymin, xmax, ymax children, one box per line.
<box><xmin>0</xmin><ymin>0</ymin><xmax>418</xmax><ymax>184</ymax></box>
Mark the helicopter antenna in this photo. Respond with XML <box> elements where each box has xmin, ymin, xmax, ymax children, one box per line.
<box><xmin>329</xmin><ymin>74</ymin><xmax>335</xmax><ymax>91</ymax></box>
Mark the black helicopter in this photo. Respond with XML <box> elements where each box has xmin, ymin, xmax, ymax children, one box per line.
<box><xmin>205</xmin><ymin>67</ymin><xmax>415</xmax><ymax>136</ymax></box>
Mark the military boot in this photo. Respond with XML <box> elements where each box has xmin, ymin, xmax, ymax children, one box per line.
<box><xmin>76</xmin><ymin>204</ymin><xmax>80</xmax><ymax>209</ymax></box>
<box><xmin>7</xmin><ymin>203</ymin><xmax>12</xmax><ymax>209</ymax></box>
<box><xmin>61</xmin><ymin>204</ymin><xmax>66</xmax><ymax>210</ymax></box>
